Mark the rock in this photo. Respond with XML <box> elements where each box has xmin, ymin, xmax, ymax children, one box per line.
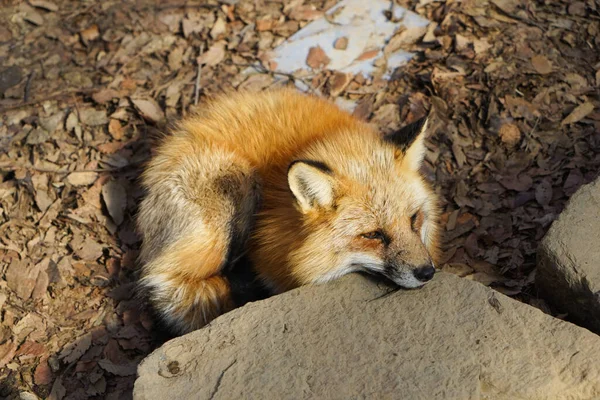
<box><xmin>135</xmin><ymin>273</ymin><xmax>600</xmax><ymax>400</ymax></box>
<box><xmin>537</xmin><ymin>177</ymin><xmax>600</xmax><ymax>333</ymax></box>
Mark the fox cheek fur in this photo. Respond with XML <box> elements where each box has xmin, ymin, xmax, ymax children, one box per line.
<box><xmin>137</xmin><ymin>89</ymin><xmax>441</xmax><ymax>335</ymax></box>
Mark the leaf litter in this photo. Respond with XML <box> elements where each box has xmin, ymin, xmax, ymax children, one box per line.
<box><xmin>0</xmin><ymin>0</ymin><xmax>599</xmax><ymax>398</ymax></box>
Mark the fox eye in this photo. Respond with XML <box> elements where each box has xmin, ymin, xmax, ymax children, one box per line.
<box><xmin>361</xmin><ymin>230</ymin><xmax>385</xmax><ymax>241</ymax></box>
<box><xmin>410</xmin><ymin>210</ymin><xmax>422</xmax><ymax>232</ymax></box>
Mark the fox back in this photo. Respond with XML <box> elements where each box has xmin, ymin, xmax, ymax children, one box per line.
<box><xmin>137</xmin><ymin>89</ymin><xmax>441</xmax><ymax>335</ymax></box>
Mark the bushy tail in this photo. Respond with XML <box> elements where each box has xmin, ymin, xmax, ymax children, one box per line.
<box><xmin>137</xmin><ymin>142</ymin><xmax>259</xmax><ymax>335</ymax></box>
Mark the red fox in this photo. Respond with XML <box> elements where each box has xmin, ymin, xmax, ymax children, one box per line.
<box><xmin>137</xmin><ymin>89</ymin><xmax>441</xmax><ymax>335</ymax></box>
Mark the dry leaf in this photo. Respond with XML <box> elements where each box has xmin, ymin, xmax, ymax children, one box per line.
<box><xmin>197</xmin><ymin>43</ymin><xmax>225</xmax><ymax>66</ymax></box>
<box><xmin>60</xmin><ymin>334</ymin><xmax>92</xmax><ymax>363</ymax></box>
<box><xmin>561</xmin><ymin>102</ymin><xmax>595</xmax><ymax>125</ymax></box>
<box><xmin>306</xmin><ymin>46</ymin><xmax>330</xmax><ymax>69</ymax></box>
<box><xmin>334</xmin><ymin>37</ymin><xmax>348</xmax><ymax>50</ymax></box>
<box><xmin>102</xmin><ymin>180</ymin><xmax>127</xmax><ymax>226</ymax></box>
<box><xmin>131</xmin><ymin>98</ymin><xmax>164</xmax><ymax>124</ymax></box>
<box><xmin>66</xmin><ymin>172</ymin><xmax>98</xmax><ymax>187</ymax></box>
<box><xmin>535</xmin><ymin>180</ymin><xmax>553</xmax><ymax>206</ymax></box>
<box><xmin>80</xmin><ymin>24</ymin><xmax>99</xmax><ymax>43</ymax></box>
<box><xmin>498</xmin><ymin>123</ymin><xmax>521</xmax><ymax>146</ymax></box>
<box><xmin>531</xmin><ymin>55</ymin><xmax>553</xmax><ymax>75</ymax></box>
<box><xmin>108</xmin><ymin>119</ymin><xmax>124</xmax><ymax>140</ymax></box>
<box><xmin>29</xmin><ymin>0</ymin><xmax>59</xmax><ymax>11</ymax></box>
<box><xmin>210</xmin><ymin>17</ymin><xmax>226</xmax><ymax>39</ymax></box>
<box><xmin>98</xmin><ymin>359</ymin><xmax>137</xmax><ymax>376</ymax></box>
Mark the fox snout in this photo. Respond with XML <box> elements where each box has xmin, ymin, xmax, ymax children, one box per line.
<box><xmin>413</xmin><ymin>264</ymin><xmax>435</xmax><ymax>282</ymax></box>
<box><xmin>383</xmin><ymin>260</ymin><xmax>436</xmax><ymax>289</ymax></box>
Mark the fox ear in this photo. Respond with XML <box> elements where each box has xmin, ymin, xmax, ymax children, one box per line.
<box><xmin>384</xmin><ymin>116</ymin><xmax>430</xmax><ymax>171</ymax></box>
<box><xmin>288</xmin><ymin>160</ymin><xmax>335</xmax><ymax>213</ymax></box>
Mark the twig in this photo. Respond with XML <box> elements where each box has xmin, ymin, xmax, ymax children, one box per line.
<box><xmin>0</xmin><ymin>161</ymin><xmax>143</xmax><ymax>174</ymax></box>
<box><xmin>194</xmin><ymin>45</ymin><xmax>204</xmax><ymax>106</ymax></box>
<box><xmin>24</xmin><ymin>71</ymin><xmax>36</xmax><ymax>102</ymax></box>
<box><xmin>0</xmin><ymin>87</ymin><xmax>98</xmax><ymax>113</ymax></box>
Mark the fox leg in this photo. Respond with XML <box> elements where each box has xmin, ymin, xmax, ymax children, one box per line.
<box><xmin>137</xmin><ymin>144</ymin><xmax>259</xmax><ymax>334</ymax></box>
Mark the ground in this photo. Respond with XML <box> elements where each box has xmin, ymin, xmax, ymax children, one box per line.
<box><xmin>0</xmin><ymin>0</ymin><xmax>599</xmax><ymax>399</ymax></box>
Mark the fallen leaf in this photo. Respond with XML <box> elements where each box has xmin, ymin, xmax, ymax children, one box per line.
<box><xmin>535</xmin><ymin>180</ymin><xmax>552</xmax><ymax>206</ymax></box>
<box><xmin>79</xmin><ymin>108</ymin><xmax>109</xmax><ymax>126</ymax></box>
<box><xmin>197</xmin><ymin>43</ymin><xmax>225</xmax><ymax>66</ymax></box>
<box><xmin>328</xmin><ymin>72</ymin><xmax>352</xmax><ymax>97</ymax></box>
<box><xmin>333</xmin><ymin>37</ymin><xmax>348</xmax><ymax>50</ymax></box>
<box><xmin>24</xmin><ymin>9</ymin><xmax>44</xmax><ymax>25</ymax></box>
<box><xmin>108</xmin><ymin>119</ymin><xmax>124</xmax><ymax>140</ymax></box>
<box><xmin>210</xmin><ymin>17</ymin><xmax>226</xmax><ymax>39</ymax></box>
<box><xmin>561</xmin><ymin>101</ymin><xmax>595</xmax><ymax>125</ymax></box>
<box><xmin>531</xmin><ymin>55</ymin><xmax>553</xmax><ymax>75</ymax></box>
<box><xmin>5</xmin><ymin>259</ymin><xmax>40</xmax><ymax>300</ymax></box>
<box><xmin>59</xmin><ymin>334</ymin><xmax>92</xmax><ymax>364</ymax></box>
<box><xmin>34</xmin><ymin>357</ymin><xmax>53</xmax><ymax>385</ymax></box>
<box><xmin>98</xmin><ymin>359</ymin><xmax>137</xmax><ymax>376</ymax></box>
<box><xmin>66</xmin><ymin>172</ymin><xmax>98</xmax><ymax>187</ymax></box>
<box><xmin>74</xmin><ymin>237</ymin><xmax>104</xmax><ymax>261</ymax></box>
<box><xmin>80</xmin><ymin>24</ymin><xmax>99</xmax><ymax>43</ymax></box>
<box><xmin>131</xmin><ymin>98</ymin><xmax>164</xmax><ymax>124</ymax></box>
<box><xmin>498</xmin><ymin>123</ymin><xmax>521</xmax><ymax>146</ymax></box>
<box><xmin>0</xmin><ymin>341</ymin><xmax>17</xmax><ymax>369</ymax></box>
<box><xmin>29</xmin><ymin>0</ymin><xmax>59</xmax><ymax>11</ymax></box>
<box><xmin>102</xmin><ymin>179</ymin><xmax>127</xmax><ymax>225</ymax></box>
<box><xmin>306</xmin><ymin>46</ymin><xmax>330</xmax><ymax>69</ymax></box>
<box><xmin>92</xmin><ymin>88</ymin><xmax>120</xmax><ymax>104</ymax></box>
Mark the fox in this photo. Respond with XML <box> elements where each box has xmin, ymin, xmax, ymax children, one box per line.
<box><xmin>137</xmin><ymin>88</ymin><xmax>441</xmax><ymax>335</ymax></box>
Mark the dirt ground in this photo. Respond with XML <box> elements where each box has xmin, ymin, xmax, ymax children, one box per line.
<box><xmin>0</xmin><ymin>0</ymin><xmax>599</xmax><ymax>399</ymax></box>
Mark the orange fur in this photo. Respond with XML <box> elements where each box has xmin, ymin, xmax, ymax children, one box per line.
<box><xmin>137</xmin><ymin>89</ymin><xmax>441</xmax><ymax>334</ymax></box>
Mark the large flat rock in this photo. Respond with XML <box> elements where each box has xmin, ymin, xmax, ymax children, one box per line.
<box><xmin>134</xmin><ymin>273</ymin><xmax>600</xmax><ymax>400</ymax></box>
<box><xmin>537</xmin><ymin>178</ymin><xmax>600</xmax><ymax>333</ymax></box>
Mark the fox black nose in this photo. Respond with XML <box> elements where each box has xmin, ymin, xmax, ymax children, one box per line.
<box><xmin>413</xmin><ymin>265</ymin><xmax>435</xmax><ymax>282</ymax></box>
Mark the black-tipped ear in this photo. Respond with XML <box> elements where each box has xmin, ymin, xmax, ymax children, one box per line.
<box><xmin>288</xmin><ymin>160</ymin><xmax>335</xmax><ymax>213</ymax></box>
<box><xmin>384</xmin><ymin>116</ymin><xmax>430</xmax><ymax>171</ymax></box>
<box><xmin>384</xmin><ymin>117</ymin><xmax>428</xmax><ymax>151</ymax></box>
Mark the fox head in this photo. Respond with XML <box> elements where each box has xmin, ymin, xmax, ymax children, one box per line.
<box><xmin>281</xmin><ymin>117</ymin><xmax>441</xmax><ymax>290</ymax></box>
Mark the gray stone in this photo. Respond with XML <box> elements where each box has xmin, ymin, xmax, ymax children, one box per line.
<box><xmin>537</xmin><ymin>177</ymin><xmax>600</xmax><ymax>333</ymax></box>
<box><xmin>134</xmin><ymin>273</ymin><xmax>600</xmax><ymax>400</ymax></box>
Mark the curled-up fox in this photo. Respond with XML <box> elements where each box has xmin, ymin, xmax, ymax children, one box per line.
<box><xmin>137</xmin><ymin>89</ymin><xmax>441</xmax><ymax>335</ymax></box>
